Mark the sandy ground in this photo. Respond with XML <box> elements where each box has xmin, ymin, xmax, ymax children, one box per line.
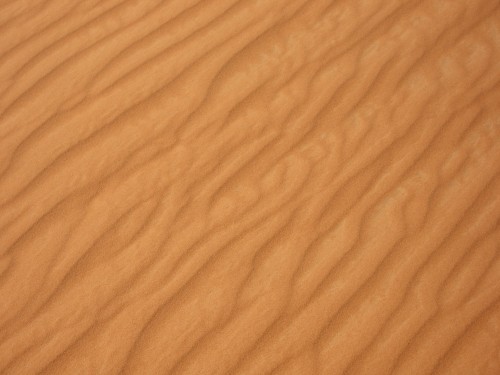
<box><xmin>0</xmin><ymin>0</ymin><xmax>499</xmax><ymax>374</ymax></box>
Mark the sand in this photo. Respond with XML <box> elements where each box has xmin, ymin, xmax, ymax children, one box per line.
<box><xmin>0</xmin><ymin>0</ymin><xmax>499</xmax><ymax>374</ymax></box>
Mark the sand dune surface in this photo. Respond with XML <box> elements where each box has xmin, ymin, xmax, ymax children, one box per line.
<box><xmin>0</xmin><ymin>0</ymin><xmax>499</xmax><ymax>374</ymax></box>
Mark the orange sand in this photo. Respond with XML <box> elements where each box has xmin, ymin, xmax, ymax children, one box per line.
<box><xmin>0</xmin><ymin>0</ymin><xmax>499</xmax><ymax>374</ymax></box>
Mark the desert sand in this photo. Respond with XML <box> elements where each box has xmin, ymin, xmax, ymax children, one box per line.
<box><xmin>0</xmin><ymin>0</ymin><xmax>499</xmax><ymax>374</ymax></box>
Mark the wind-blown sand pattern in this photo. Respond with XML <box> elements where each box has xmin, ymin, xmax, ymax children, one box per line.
<box><xmin>0</xmin><ymin>0</ymin><xmax>499</xmax><ymax>374</ymax></box>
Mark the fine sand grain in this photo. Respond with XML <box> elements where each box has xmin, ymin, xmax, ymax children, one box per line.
<box><xmin>0</xmin><ymin>0</ymin><xmax>499</xmax><ymax>374</ymax></box>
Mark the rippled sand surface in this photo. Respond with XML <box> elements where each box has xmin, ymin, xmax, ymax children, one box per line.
<box><xmin>0</xmin><ymin>0</ymin><xmax>499</xmax><ymax>374</ymax></box>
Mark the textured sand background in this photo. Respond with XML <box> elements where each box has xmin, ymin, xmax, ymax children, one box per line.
<box><xmin>0</xmin><ymin>0</ymin><xmax>499</xmax><ymax>374</ymax></box>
